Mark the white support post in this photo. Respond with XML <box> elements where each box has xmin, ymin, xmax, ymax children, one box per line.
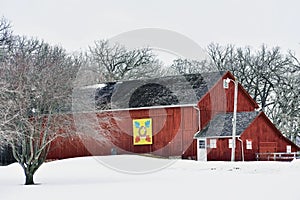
<box><xmin>224</xmin><ymin>77</ymin><xmax>239</xmax><ymax>162</ymax></box>
<box><xmin>231</xmin><ymin>78</ymin><xmax>238</xmax><ymax>162</ymax></box>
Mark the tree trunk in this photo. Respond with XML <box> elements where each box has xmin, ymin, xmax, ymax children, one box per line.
<box><xmin>24</xmin><ymin>169</ymin><xmax>35</xmax><ymax>185</ymax></box>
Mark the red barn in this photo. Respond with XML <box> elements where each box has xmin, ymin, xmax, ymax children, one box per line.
<box><xmin>195</xmin><ymin>111</ymin><xmax>299</xmax><ymax>161</ymax></box>
<box><xmin>47</xmin><ymin>71</ymin><xmax>300</xmax><ymax>161</ymax></box>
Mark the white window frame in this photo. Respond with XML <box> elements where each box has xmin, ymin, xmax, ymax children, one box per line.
<box><xmin>228</xmin><ymin>139</ymin><xmax>233</xmax><ymax>148</ymax></box>
<box><xmin>246</xmin><ymin>140</ymin><xmax>252</xmax><ymax>150</ymax></box>
<box><xmin>210</xmin><ymin>139</ymin><xmax>217</xmax><ymax>148</ymax></box>
<box><xmin>286</xmin><ymin>145</ymin><xmax>292</xmax><ymax>153</ymax></box>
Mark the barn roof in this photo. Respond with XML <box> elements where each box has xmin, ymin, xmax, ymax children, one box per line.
<box><xmin>93</xmin><ymin>71</ymin><xmax>226</xmax><ymax>110</ymax></box>
<box><xmin>194</xmin><ymin>111</ymin><xmax>259</xmax><ymax>138</ymax></box>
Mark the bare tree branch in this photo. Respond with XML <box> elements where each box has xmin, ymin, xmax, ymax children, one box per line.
<box><xmin>88</xmin><ymin>40</ymin><xmax>162</xmax><ymax>81</ymax></box>
<box><xmin>0</xmin><ymin>36</ymin><xmax>80</xmax><ymax>184</ymax></box>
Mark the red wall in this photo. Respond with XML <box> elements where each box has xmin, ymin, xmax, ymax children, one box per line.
<box><xmin>47</xmin><ymin>106</ymin><xmax>199</xmax><ymax>160</ymax></box>
<box><xmin>48</xmin><ymin>71</ymin><xmax>295</xmax><ymax>162</ymax></box>
<box><xmin>47</xmin><ymin>71</ymin><xmax>260</xmax><ymax>161</ymax></box>
<box><xmin>241</xmin><ymin>112</ymin><xmax>300</xmax><ymax>161</ymax></box>
<box><xmin>206</xmin><ymin>138</ymin><xmax>243</xmax><ymax>161</ymax></box>
<box><xmin>206</xmin><ymin>112</ymin><xmax>300</xmax><ymax>161</ymax></box>
<box><xmin>198</xmin><ymin>72</ymin><xmax>259</xmax><ymax>128</ymax></box>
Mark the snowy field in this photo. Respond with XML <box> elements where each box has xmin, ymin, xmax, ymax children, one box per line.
<box><xmin>1</xmin><ymin>155</ymin><xmax>300</xmax><ymax>200</ymax></box>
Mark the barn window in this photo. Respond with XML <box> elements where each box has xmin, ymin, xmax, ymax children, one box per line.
<box><xmin>199</xmin><ymin>140</ymin><xmax>206</xmax><ymax>149</ymax></box>
<box><xmin>246</xmin><ymin>140</ymin><xmax>252</xmax><ymax>150</ymax></box>
<box><xmin>286</xmin><ymin>145</ymin><xmax>291</xmax><ymax>153</ymax></box>
<box><xmin>223</xmin><ymin>79</ymin><xmax>229</xmax><ymax>89</ymax></box>
<box><xmin>210</xmin><ymin>139</ymin><xmax>217</xmax><ymax>148</ymax></box>
<box><xmin>228</xmin><ymin>139</ymin><xmax>233</xmax><ymax>148</ymax></box>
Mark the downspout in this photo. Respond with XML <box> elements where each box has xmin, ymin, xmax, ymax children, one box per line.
<box><xmin>193</xmin><ymin>106</ymin><xmax>201</xmax><ymax>161</ymax></box>
<box><xmin>237</xmin><ymin>137</ymin><xmax>244</xmax><ymax>161</ymax></box>
<box><xmin>193</xmin><ymin>106</ymin><xmax>201</xmax><ymax>133</ymax></box>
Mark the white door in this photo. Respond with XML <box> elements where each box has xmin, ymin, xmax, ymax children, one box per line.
<box><xmin>197</xmin><ymin>138</ymin><xmax>207</xmax><ymax>161</ymax></box>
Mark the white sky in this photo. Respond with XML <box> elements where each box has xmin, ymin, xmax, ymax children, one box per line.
<box><xmin>1</xmin><ymin>0</ymin><xmax>300</xmax><ymax>60</ymax></box>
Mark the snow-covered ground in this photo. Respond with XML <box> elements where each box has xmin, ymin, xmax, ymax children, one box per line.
<box><xmin>1</xmin><ymin>155</ymin><xmax>299</xmax><ymax>200</ymax></box>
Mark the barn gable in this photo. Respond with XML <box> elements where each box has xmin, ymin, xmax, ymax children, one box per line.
<box><xmin>241</xmin><ymin>112</ymin><xmax>300</xmax><ymax>160</ymax></box>
<box><xmin>197</xmin><ymin>71</ymin><xmax>259</xmax><ymax>128</ymax></box>
<box><xmin>223</xmin><ymin>71</ymin><xmax>259</xmax><ymax>111</ymax></box>
<box><xmin>256</xmin><ymin>112</ymin><xmax>299</xmax><ymax>147</ymax></box>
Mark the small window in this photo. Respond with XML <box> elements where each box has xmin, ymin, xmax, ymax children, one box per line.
<box><xmin>223</xmin><ymin>79</ymin><xmax>229</xmax><ymax>89</ymax></box>
<box><xmin>286</xmin><ymin>145</ymin><xmax>291</xmax><ymax>153</ymax></box>
<box><xmin>246</xmin><ymin>140</ymin><xmax>252</xmax><ymax>150</ymax></box>
<box><xmin>210</xmin><ymin>139</ymin><xmax>217</xmax><ymax>148</ymax></box>
<box><xmin>228</xmin><ymin>139</ymin><xmax>233</xmax><ymax>148</ymax></box>
<box><xmin>199</xmin><ymin>140</ymin><xmax>206</xmax><ymax>149</ymax></box>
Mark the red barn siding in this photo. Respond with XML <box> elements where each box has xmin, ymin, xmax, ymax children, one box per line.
<box><xmin>207</xmin><ymin>138</ymin><xmax>230</xmax><ymax>161</ymax></box>
<box><xmin>206</xmin><ymin>138</ymin><xmax>243</xmax><ymax>161</ymax></box>
<box><xmin>241</xmin><ymin>112</ymin><xmax>300</xmax><ymax>161</ymax></box>
<box><xmin>47</xmin><ymin>71</ymin><xmax>299</xmax><ymax>162</ymax></box>
<box><xmin>205</xmin><ymin>112</ymin><xmax>300</xmax><ymax>161</ymax></box>
<box><xmin>198</xmin><ymin>72</ymin><xmax>259</xmax><ymax>128</ymax></box>
<box><xmin>47</xmin><ymin>106</ymin><xmax>199</xmax><ymax>160</ymax></box>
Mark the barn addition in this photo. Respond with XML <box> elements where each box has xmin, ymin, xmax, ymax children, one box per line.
<box><xmin>195</xmin><ymin>111</ymin><xmax>299</xmax><ymax>161</ymax></box>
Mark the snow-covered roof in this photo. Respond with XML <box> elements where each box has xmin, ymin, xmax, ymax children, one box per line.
<box><xmin>80</xmin><ymin>83</ymin><xmax>107</xmax><ymax>90</ymax></box>
<box><xmin>194</xmin><ymin>111</ymin><xmax>259</xmax><ymax>138</ymax></box>
<box><xmin>92</xmin><ymin>71</ymin><xmax>226</xmax><ymax>110</ymax></box>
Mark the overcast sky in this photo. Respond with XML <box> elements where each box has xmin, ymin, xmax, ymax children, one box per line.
<box><xmin>1</xmin><ymin>0</ymin><xmax>300</xmax><ymax>59</ymax></box>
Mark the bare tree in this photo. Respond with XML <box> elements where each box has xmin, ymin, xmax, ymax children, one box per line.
<box><xmin>88</xmin><ymin>40</ymin><xmax>162</xmax><ymax>81</ymax></box>
<box><xmin>207</xmin><ymin>43</ymin><xmax>257</xmax><ymax>91</ymax></box>
<box><xmin>208</xmin><ymin>44</ymin><xmax>285</xmax><ymax>109</ymax></box>
<box><xmin>0</xmin><ymin>17</ymin><xmax>12</xmax><ymax>46</ymax></box>
<box><xmin>168</xmin><ymin>58</ymin><xmax>215</xmax><ymax>75</ymax></box>
<box><xmin>0</xmin><ymin>17</ymin><xmax>13</xmax><ymax>151</ymax></box>
<box><xmin>207</xmin><ymin>43</ymin><xmax>300</xmax><ymax>141</ymax></box>
<box><xmin>271</xmin><ymin>53</ymin><xmax>300</xmax><ymax>141</ymax></box>
<box><xmin>0</xmin><ymin>17</ymin><xmax>13</xmax><ymax>63</ymax></box>
<box><xmin>207</xmin><ymin>43</ymin><xmax>237</xmax><ymax>73</ymax></box>
<box><xmin>0</xmin><ymin>36</ymin><xmax>80</xmax><ymax>184</ymax></box>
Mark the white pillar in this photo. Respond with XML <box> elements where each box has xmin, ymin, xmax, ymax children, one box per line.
<box><xmin>231</xmin><ymin>78</ymin><xmax>238</xmax><ymax>162</ymax></box>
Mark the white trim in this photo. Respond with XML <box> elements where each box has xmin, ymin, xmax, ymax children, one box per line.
<box><xmin>109</xmin><ymin>104</ymin><xmax>197</xmax><ymax>112</ymax></box>
<box><xmin>196</xmin><ymin>135</ymin><xmax>240</xmax><ymax>139</ymax></box>
<box><xmin>72</xmin><ymin>104</ymin><xmax>198</xmax><ymax>114</ymax></box>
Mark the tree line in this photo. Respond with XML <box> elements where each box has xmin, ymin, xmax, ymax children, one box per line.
<box><xmin>170</xmin><ymin>44</ymin><xmax>300</xmax><ymax>142</ymax></box>
<box><xmin>0</xmin><ymin>17</ymin><xmax>299</xmax><ymax>184</ymax></box>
